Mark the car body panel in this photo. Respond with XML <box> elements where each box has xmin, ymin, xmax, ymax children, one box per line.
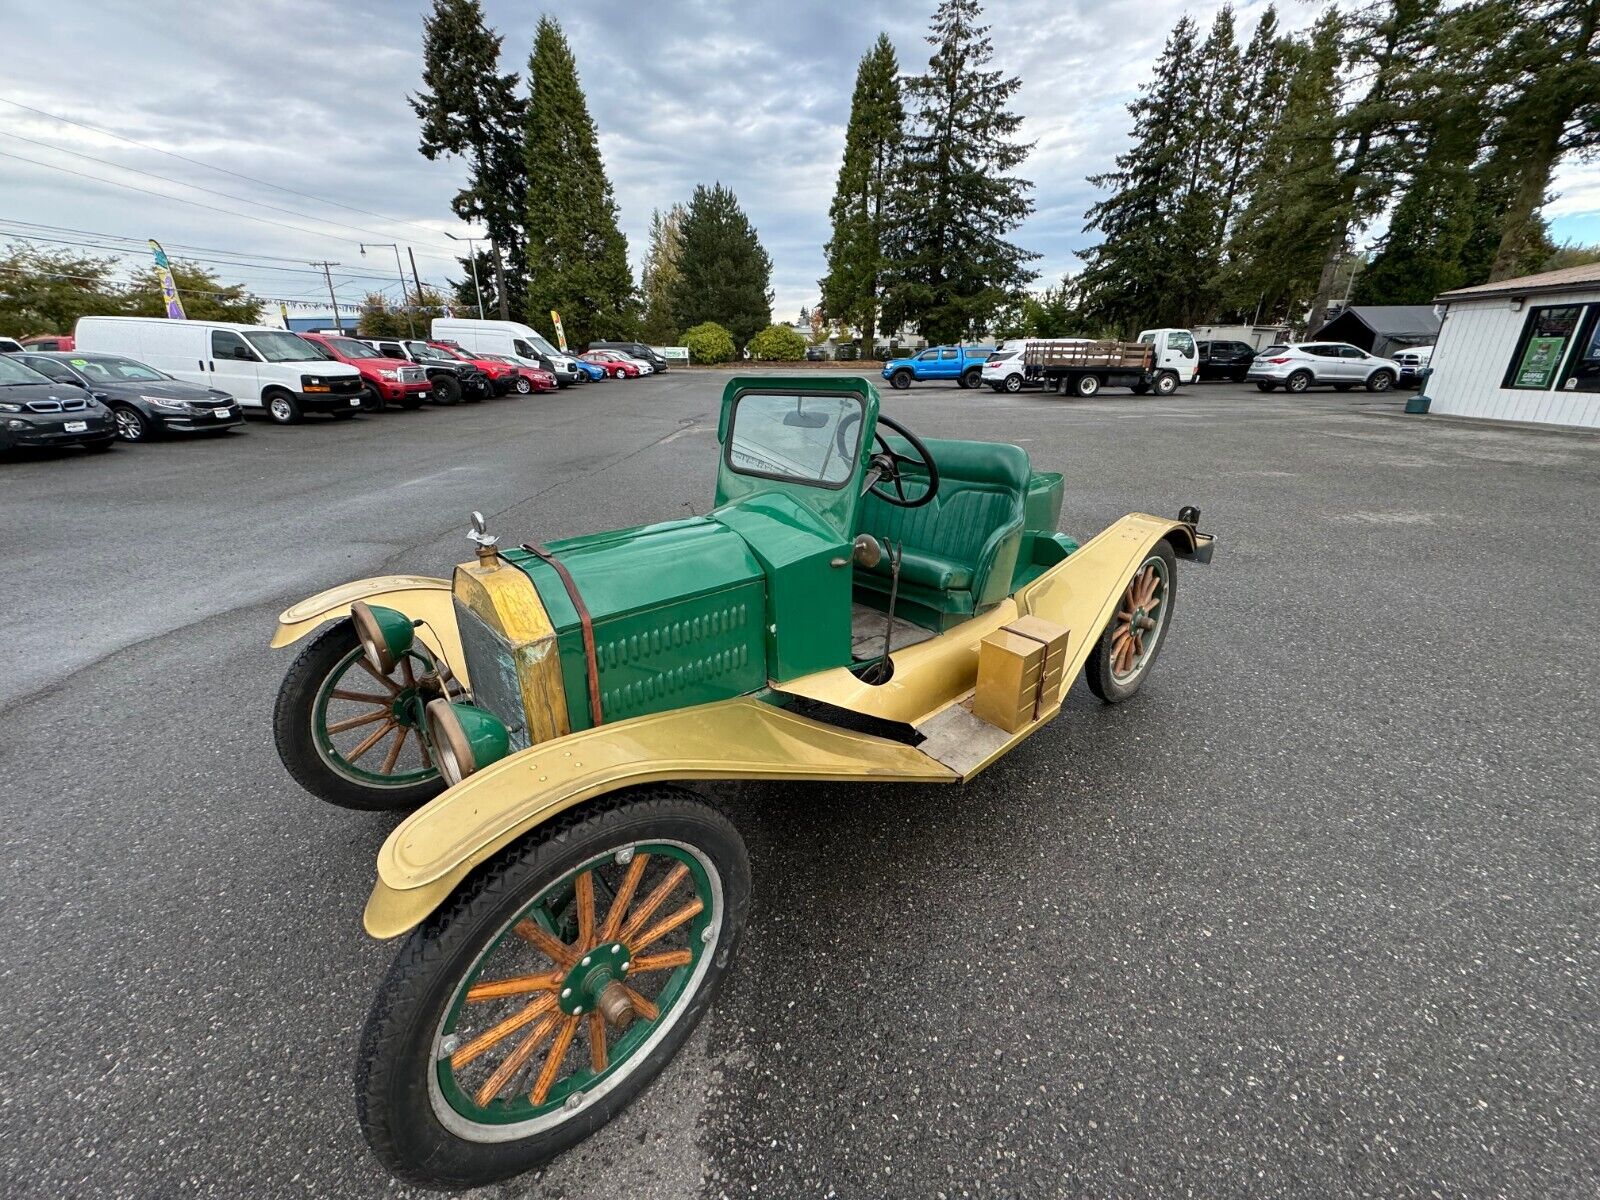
<box><xmin>270</xmin><ymin>575</ymin><xmax>469</xmax><ymax>686</ymax></box>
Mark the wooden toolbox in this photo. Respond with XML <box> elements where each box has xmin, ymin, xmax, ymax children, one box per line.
<box><xmin>973</xmin><ymin>615</ymin><xmax>1071</xmax><ymax>732</ymax></box>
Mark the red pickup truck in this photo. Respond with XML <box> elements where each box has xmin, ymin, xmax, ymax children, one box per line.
<box><xmin>299</xmin><ymin>333</ymin><xmax>432</xmax><ymax>411</ymax></box>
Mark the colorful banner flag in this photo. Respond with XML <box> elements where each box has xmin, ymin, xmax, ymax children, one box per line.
<box><xmin>148</xmin><ymin>239</ymin><xmax>186</xmax><ymax>320</ymax></box>
<box><xmin>551</xmin><ymin>310</ymin><xmax>568</xmax><ymax>353</ymax></box>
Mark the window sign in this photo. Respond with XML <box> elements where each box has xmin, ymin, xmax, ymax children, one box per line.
<box><xmin>1506</xmin><ymin>305</ymin><xmax>1582</xmax><ymax>390</ymax></box>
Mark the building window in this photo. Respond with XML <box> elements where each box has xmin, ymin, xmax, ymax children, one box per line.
<box><xmin>1503</xmin><ymin>304</ymin><xmax>1585</xmax><ymax>390</ymax></box>
<box><xmin>1559</xmin><ymin>308</ymin><xmax>1600</xmax><ymax>393</ymax></box>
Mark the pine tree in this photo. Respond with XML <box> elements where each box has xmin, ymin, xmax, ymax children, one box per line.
<box><xmin>1212</xmin><ymin>7</ymin><xmax>1292</xmax><ymax>263</ymax></box>
<box><xmin>671</xmin><ymin>183</ymin><xmax>773</xmax><ymax>346</ymax></box>
<box><xmin>411</xmin><ymin>0</ymin><xmax>526</xmax><ymax>318</ymax></box>
<box><xmin>883</xmin><ymin>0</ymin><xmax>1036</xmax><ymax>343</ymax></box>
<box><xmin>639</xmin><ymin>204</ymin><xmax>686</xmax><ymax>345</ymax></box>
<box><xmin>1483</xmin><ymin>0</ymin><xmax>1599</xmax><ymax>279</ymax></box>
<box><xmin>523</xmin><ymin>15</ymin><xmax>636</xmax><ymax>348</ymax></box>
<box><xmin>820</xmin><ymin>34</ymin><xmax>903</xmax><ymax>350</ymax></box>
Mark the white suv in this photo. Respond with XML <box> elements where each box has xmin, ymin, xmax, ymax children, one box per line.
<box><xmin>982</xmin><ymin>347</ymin><xmax>1029</xmax><ymax>392</ymax></box>
<box><xmin>1247</xmin><ymin>342</ymin><xmax>1400</xmax><ymax>394</ymax></box>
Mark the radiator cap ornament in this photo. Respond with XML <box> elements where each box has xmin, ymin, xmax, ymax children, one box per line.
<box><xmin>468</xmin><ymin>510</ymin><xmax>500</xmax><ymax>566</ymax></box>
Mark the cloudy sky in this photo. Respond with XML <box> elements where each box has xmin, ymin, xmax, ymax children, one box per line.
<box><xmin>2</xmin><ymin>0</ymin><xmax>1596</xmax><ymax>328</ymax></box>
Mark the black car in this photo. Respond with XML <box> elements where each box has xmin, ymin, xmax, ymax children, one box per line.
<box><xmin>363</xmin><ymin>338</ymin><xmax>492</xmax><ymax>404</ymax></box>
<box><xmin>805</xmin><ymin>345</ymin><xmax>829</xmax><ymax>362</ymax></box>
<box><xmin>0</xmin><ymin>353</ymin><xmax>116</xmax><ymax>453</ymax></box>
<box><xmin>1196</xmin><ymin>340</ymin><xmax>1256</xmax><ymax>382</ymax></box>
<box><xmin>16</xmin><ymin>351</ymin><xmax>243</xmax><ymax>441</ymax></box>
<box><xmin>586</xmin><ymin>340</ymin><xmax>669</xmax><ymax>373</ymax></box>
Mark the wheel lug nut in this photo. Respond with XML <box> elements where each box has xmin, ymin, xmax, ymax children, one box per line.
<box><xmin>439</xmin><ymin>1035</ymin><xmax>459</xmax><ymax>1057</ymax></box>
<box><xmin>615</xmin><ymin>847</ymin><xmax>634</xmax><ymax>865</ymax></box>
<box><xmin>561</xmin><ymin>987</ymin><xmax>572</xmax><ymax>999</ymax></box>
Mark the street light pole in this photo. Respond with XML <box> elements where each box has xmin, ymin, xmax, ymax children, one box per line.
<box><xmin>444</xmin><ymin>232</ymin><xmax>486</xmax><ymax>319</ymax></box>
<box><xmin>309</xmin><ymin>261</ymin><xmax>342</xmax><ymax>331</ymax></box>
<box><xmin>360</xmin><ymin>242</ymin><xmax>414</xmax><ymax>336</ymax></box>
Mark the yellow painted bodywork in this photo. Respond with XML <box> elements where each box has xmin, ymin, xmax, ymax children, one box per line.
<box><xmin>452</xmin><ymin>560</ymin><xmax>570</xmax><ymax>744</ymax></box>
<box><xmin>270</xmin><ymin>574</ymin><xmax>470</xmax><ymax>686</ymax></box>
<box><xmin>363</xmin><ymin>697</ymin><xmax>958</xmax><ymax>937</ymax></box>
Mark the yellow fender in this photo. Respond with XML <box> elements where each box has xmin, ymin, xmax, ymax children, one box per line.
<box><xmin>364</xmin><ymin>697</ymin><xmax>958</xmax><ymax>938</ymax></box>
<box><xmin>269</xmin><ymin>575</ymin><xmax>468</xmax><ymax>686</ymax></box>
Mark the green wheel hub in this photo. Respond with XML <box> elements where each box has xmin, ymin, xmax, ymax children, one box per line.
<box><xmin>1110</xmin><ymin>555</ymin><xmax>1168</xmax><ymax>681</ymax></box>
<box><xmin>557</xmin><ymin>942</ymin><xmax>631</xmax><ymax>1014</ymax></box>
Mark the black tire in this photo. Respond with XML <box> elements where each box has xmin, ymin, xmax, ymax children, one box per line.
<box><xmin>359</xmin><ymin>386</ymin><xmax>384</xmax><ymax>414</ymax></box>
<box><xmin>1003</xmin><ymin>374</ymin><xmax>1023</xmax><ymax>393</ymax></box>
<box><xmin>1255</xmin><ymin>381</ymin><xmax>1276</xmax><ymax>392</ymax></box>
<box><xmin>1085</xmin><ymin>539</ymin><xmax>1178</xmax><ymax>703</ymax></box>
<box><xmin>265</xmin><ymin>390</ymin><xmax>303</xmax><ymax>424</ymax></box>
<box><xmin>1366</xmin><ymin>370</ymin><xmax>1394</xmax><ymax>393</ymax></box>
<box><xmin>431</xmin><ymin>375</ymin><xmax>463</xmax><ymax>406</ymax></box>
<box><xmin>1153</xmin><ymin>372</ymin><xmax>1179</xmax><ymax>396</ymax></box>
<box><xmin>112</xmin><ymin>404</ymin><xmax>152</xmax><ymax>442</ymax></box>
<box><xmin>355</xmin><ymin>785</ymin><xmax>750</xmax><ymax>1191</ymax></box>
<box><xmin>1075</xmin><ymin>373</ymin><xmax>1101</xmax><ymax>397</ymax></box>
<box><xmin>1285</xmin><ymin>370</ymin><xmax>1312</xmax><ymax>394</ymax></box>
<box><xmin>960</xmin><ymin>367</ymin><xmax>981</xmax><ymax>390</ymax></box>
<box><xmin>891</xmin><ymin>369</ymin><xmax>912</xmax><ymax>390</ymax></box>
<box><xmin>272</xmin><ymin>620</ymin><xmax>445</xmax><ymax>811</ymax></box>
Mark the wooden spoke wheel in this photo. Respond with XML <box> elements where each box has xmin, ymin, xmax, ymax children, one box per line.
<box><xmin>273</xmin><ymin>619</ymin><xmax>456</xmax><ymax>810</ymax></box>
<box><xmin>355</xmin><ymin>787</ymin><xmax>749</xmax><ymax>1190</ymax></box>
<box><xmin>1086</xmin><ymin>540</ymin><xmax>1178</xmax><ymax>703</ymax></box>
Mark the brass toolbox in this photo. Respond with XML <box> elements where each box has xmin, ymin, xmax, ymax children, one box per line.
<box><xmin>1008</xmin><ymin>614</ymin><xmax>1070</xmax><ymax>710</ymax></box>
<box><xmin>973</xmin><ymin>616</ymin><xmax>1071</xmax><ymax>733</ymax></box>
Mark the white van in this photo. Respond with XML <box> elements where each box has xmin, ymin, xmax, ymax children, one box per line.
<box><xmin>1136</xmin><ymin>328</ymin><xmax>1200</xmax><ymax>385</ymax></box>
<box><xmin>73</xmin><ymin>317</ymin><xmax>365</xmax><ymax>423</ymax></box>
<box><xmin>431</xmin><ymin>318</ymin><xmax>581</xmax><ymax>387</ymax></box>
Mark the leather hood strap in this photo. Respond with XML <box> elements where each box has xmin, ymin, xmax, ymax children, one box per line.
<box><xmin>522</xmin><ymin>543</ymin><xmax>604</xmax><ymax>725</ymax></box>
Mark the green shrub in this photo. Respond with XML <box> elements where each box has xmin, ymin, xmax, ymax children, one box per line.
<box><xmin>747</xmin><ymin>323</ymin><xmax>806</xmax><ymax>361</ymax></box>
<box><xmin>683</xmin><ymin>321</ymin><xmax>735</xmax><ymax>364</ymax></box>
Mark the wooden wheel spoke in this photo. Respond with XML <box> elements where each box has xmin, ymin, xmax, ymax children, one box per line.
<box><xmin>629</xmin><ymin>899</ymin><xmax>703</xmax><ymax>954</ymax></box>
<box><xmin>623</xmin><ymin>986</ymin><xmax>659</xmax><ymax>1022</ymax></box>
<box><xmin>575</xmin><ymin>870</ymin><xmax>596</xmax><ymax>951</ymax></box>
<box><xmin>327</xmin><ymin>708</ymin><xmax>389</xmax><ymax>734</ymax></box>
<box><xmin>379</xmin><ymin>725</ymin><xmax>409</xmax><ymax>775</ymax></box>
<box><xmin>355</xmin><ymin>658</ymin><xmax>401</xmax><ymax>693</ymax></box>
<box><xmin>530</xmin><ymin>1016</ymin><xmax>581</xmax><ymax>1106</ymax></box>
<box><xmin>451</xmin><ymin>992</ymin><xmax>558</xmax><ymax>1070</ymax></box>
<box><xmin>629</xmin><ymin>949</ymin><xmax>692</xmax><ymax>974</ymax></box>
<box><xmin>600</xmin><ymin>854</ymin><xmax>649</xmax><ymax>942</ymax></box>
<box><xmin>466</xmin><ymin>969</ymin><xmax>563</xmax><ymax>1002</ymax></box>
<box><xmin>1145</xmin><ymin>594</ymin><xmax>1161</xmax><ymax>611</ymax></box>
<box><xmin>330</xmin><ymin>688</ymin><xmax>390</xmax><ymax>704</ymax></box>
<box><xmin>619</xmin><ymin>863</ymin><xmax>689</xmax><ymax>944</ymax></box>
<box><xmin>473</xmin><ymin>1014</ymin><xmax>558</xmax><ymax>1107</ymax></box>
<box><xmin>346</xmin><ymin>720</ymin><xmax>397</xmax><ymax>763</ymax></box>
<box><xmin>514</xmin><ymin>918</ymin><xmax>577</xmax><ymax>966</ymax></box>
<box><xmin>587</xmin><ymin>1011</ymin><xmax>608</xmax><ymax>1073</ymax></box>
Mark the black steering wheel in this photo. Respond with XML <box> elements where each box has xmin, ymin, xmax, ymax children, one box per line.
<box><xmin>838</xmin><ymin>411</ymin><xmax>940</xmax><ymax>508</ymax></box>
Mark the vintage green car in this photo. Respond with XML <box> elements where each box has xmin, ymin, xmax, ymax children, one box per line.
<box><xmin>271</xmin><ymin>375</ymin><xmax>1212</xmax><ymax>1189</ymax></box>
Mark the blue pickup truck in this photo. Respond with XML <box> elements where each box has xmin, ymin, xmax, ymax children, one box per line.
<box><xmin>882</xmin><ymin>345</ymin><xmax>996</xmax><ymax>390</ymax></box>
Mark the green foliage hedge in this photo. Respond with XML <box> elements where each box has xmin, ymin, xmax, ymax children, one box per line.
<box><xmin>747</xmin><ymin>324</ymin><xmax>806</xmax><ymax>361</ymax></box>
<box><xmin>683</xmin><ymin>321</ymin><xmax>735</xmax><ymax>364</ymax></box>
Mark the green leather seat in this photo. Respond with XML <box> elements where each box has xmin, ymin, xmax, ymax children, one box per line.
<box><xmin>857</xmin><ymin>438</ymin><xmax>1030</xmax><ymax>629</ymax></box>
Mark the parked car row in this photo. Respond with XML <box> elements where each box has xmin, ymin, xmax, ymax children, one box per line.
<box><xmin>2</xmin><ymin>316</ymin><xmax>667</xmax><ymax>458</ymax></box>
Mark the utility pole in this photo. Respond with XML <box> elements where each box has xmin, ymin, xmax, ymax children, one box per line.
<box><xmin>360</xmin><ymin>242</ymin><xmax>415</xmax><ymax>336</ymax></box>
<box><xmin>406</xmin><ymin>246</ymin><xmax>427</xmax><ymax>331</ymax></box>
<box><xmin>444</xmin><ymin>232</ymin><xmax>486</xmax><ymax>319</ymax></box>
<box><xmin>309</xmin><ymin>261</ymin><xmax>342</xmax><ymax>331</ymax></box>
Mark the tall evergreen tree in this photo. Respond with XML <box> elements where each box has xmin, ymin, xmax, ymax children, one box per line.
<box><xmin>411</xmin><ymin>0</ymin><xmax>526</xmax><ymax>318</ymax></box>
<box><xmin>639</xmin><ymin>204</ymin><xmax>686</xmax><ymax>345</ymax></box>
<box><xmin>523</xmin><ymin>15</ymin><xmax>636</xmax><ymax>347</ymax></box>
<box><xmin>820</xmin><ymin>34</ymin><xmax>903</xmax><ymax>349</ymax></box>
<box><xmin>1483</xmin><ymin>0</ymin><xmax>1599</xmax><ymax>279</ymax></box>
<box><xmin>671</xmin><ymin>183</ymin><xmax>773</xmax><ymax>345</ymax></box>
<box><xmin>1213</xmin><ymin>7</ymin><xmax>1292</xmax><ymax>256</ymax></box>
<box><xmin>882</xmin><ymin>0</ymin><xmax>1036</xmax><ymax>343</ymax></box>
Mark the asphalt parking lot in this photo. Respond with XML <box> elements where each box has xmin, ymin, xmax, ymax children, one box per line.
<box><xmin>3</xmin><ymin>372</ymin><xmax>1596</xmax><ymax>1199</ymax></box>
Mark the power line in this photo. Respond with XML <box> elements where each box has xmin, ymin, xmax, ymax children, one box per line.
<box><xmin>0</xmin><ymin>128</ymin><xmax>465</xmax><ymax>258</ymax></box>
<box><xmin>0</xmin><ymin>95</ymin><xmax>463</xmax><ymax>247</ymax></box>
<box><xmin>0</xmin><ymin>217</ymin><xmax>350</xmax><ymax>264</ymax></box>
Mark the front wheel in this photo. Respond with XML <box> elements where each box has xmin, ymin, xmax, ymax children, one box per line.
<box><xmin>1086</xmin><ymin>540</ymin><xmax>1176</xmax><ymax>703</ymax></box>
<box><xmin>359</xmin><ymin>386</ymin><xmax>384</xmax><ymax>413</ymax></box>
<box><xmin>890</xmin><ymin>369</ymin><xmax>912</xmax><ymax>390</ymax></box>
<box><xmin>514</xmin><ymin>375</ymin><xmax>533</xmax><ymax>395</ymax></box>
<box><xmin>432</xmin><ymin>375</ymin><xmax>463</xmax><ymax>406</ymax></box>
<box><xmin>272</xmin><ymin>619</ymin><xmax>448</xmax><ymax>810</ymax></box>
<box><xmin>1152</xmin><ymin>372</ymin><xmax>1179</xmax><ymax>396</ymax></box>
<box><xmin>265</xmin><ymin>391</ymin><xmax>302</xmax><ymax>424</ymax></box>
<box><xmin>1366</xmin><ymin>370</ymin><xmax>1394</xmax><ymax>393</ymax></box>
<box><xmin>112</xmin><ymin>404</ymin><xmax>152</xmax><ymax>442</ymax></box>
<box><xmin>356</xmin><ymin>786</ymin><xmax>750</xmax><ymax>1190</ymax></box>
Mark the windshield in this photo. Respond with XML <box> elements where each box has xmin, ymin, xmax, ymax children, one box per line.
<box><xmin>245</xmin><ymin>331</ymin><xmax>332</xmax><ymax>362</ymax></box>
<box><xmin>427</xmin><ymin>344</ymin><xmax>471</xmax><ymax>361</ymax></box>
<box><xmin>727</xmin><ymin>392</ymin><xmax>863</xmax><ymax>488</ymax></box>
<box><xmin>520</xmin><ymin>332</ymin><xmax>561</xmax><ymax>358</ymax></box>
<box><xmin>65</xmin><ymin>355</ymin><xmax>170</xmax><ymax>382</ymax></box>
<box><xmin>326</xmin><ymin>337</ymin><xmax>382</xmax><ymax>360</ymax></box>
<box><xmin>0</xmin><ymin>355</ymin><xmax>50</xmax><ymax>385</ymax></box>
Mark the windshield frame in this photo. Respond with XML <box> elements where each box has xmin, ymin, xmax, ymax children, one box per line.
<box><xmin>0</xmin><ymin>355</ymin><xmax>52</xmax><ymax>385</ymax></box>
<box><xmin>61</xmin><ymin>353</ymin><xmax>173</xmax><ymax>382</ymax></box>
<box><xmin>723</xmin><ymin>388</ymin><xmax>866</xmax><ymax>492</ymax></box>
<box><xmin>323</xmin><ymin>337</ymin><xmax>384</xmax><ymax>360</ymax></box>
<box><xmin>243</xmin><ymin>331</ymin><xmax>333</xmax><ymax>363</ymax></box>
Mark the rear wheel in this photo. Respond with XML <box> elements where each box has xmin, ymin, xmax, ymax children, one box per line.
<box><xmin>1075</xmin><ymin>374</ymin><xmax>1101</xmax><ymax>397</ymax></box>
<box><xmin>1086</xmin><ymin>540</ymin><xmax>1176</xmax><ymax>703</ymax></box>
<box><xmin>265</xmin><ymin>391</ymin><xmax>302</xmax><ymax>424</ymax></box>
<box><xmin>1003</xmin><ymin>374</ymin><xmax>1023</xmax><ymax>394</ymax></box>
<box><xmin>431</xmin><ymin>375</ymin><xmax>463</xmax><ymax>406</ymax></box>
<box><xmin>272</xmin><ymin>619</ymin><xmax>450</xmax><ymax>810</ymax></box>
<box><xmin>356</xmin><ymin>786</ymin><xmax>750</xmax><ymax>1190</ymax></box>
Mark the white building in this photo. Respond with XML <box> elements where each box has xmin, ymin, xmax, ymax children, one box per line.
<box><xmin>1427</xmin><ymin>264</ymin><xmax>1600</xmax><ymax>429</ymax></box>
